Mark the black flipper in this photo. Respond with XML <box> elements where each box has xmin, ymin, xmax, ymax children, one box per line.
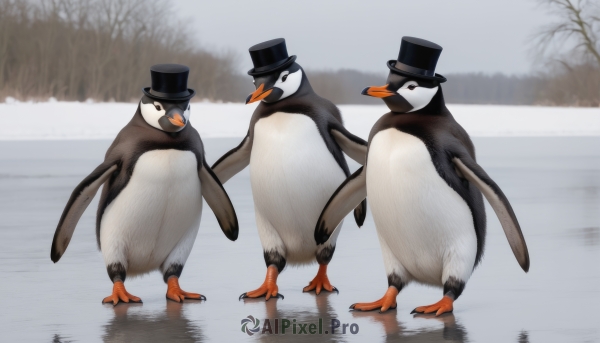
<box><xmin>330</xmin><ymin>127</ymin><xmax>368</xmax><ymax>227</ymax></box>
<box><xmin>330</xmin><ymin>128</ymin><xmax>367</xmax><ymax>165</ymax></box>
<box><xmin>199</xmin><ymin>159</ymin><xmax>239</xmax><ymax>241</ymax></box>
<box><xmin>315</xmin><ymin>167</ymin><xmax>367</xmax><ymax>245</ymax></box>
<box><xmin>453</xmin><ymin>157</ymin><xmax>530</xmax><ymax>272</ymax></box>
<box><xmin>51</xmin><ymin>163</ymin><xmax>118</xmax><ymax>262</ymax></box>
<box><xmin>211</xmin><ymin>132</ymin><xmax>252</xmax><ymax>184</ymax></box>
<box><xmin>353</xmin><ymin>199</ymin><xmax>367</xmax><ymax>227</ymax></box>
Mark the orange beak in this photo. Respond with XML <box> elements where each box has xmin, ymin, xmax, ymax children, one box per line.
<box><xmin>361</xmin><ymin>84</ymin><xmax>395</xmax><ymax>98</ymax></box>
<box><xmin>168</xmin><ymin>112</ymin><xmax>186</xmax><ymax>127</ymax></box>
<box><xmin>246</xmin><ymin>83</ymin><xmax>273</xmax><ymax>104</ymax></box>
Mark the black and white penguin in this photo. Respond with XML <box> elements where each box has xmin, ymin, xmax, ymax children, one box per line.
<box><xmin>51</xmin><ymin>64</ymin><xmax>238</xmax><ymax>305</ymax></box>
<box><xmin>212</xmin><ymin>38</ymin><xmax>367</xmax><ymax>300</ymax></box>
<box><xmin>315</xmin><ymin>37</ymin><xmax>529</xmax><ymax>315</ymax></box>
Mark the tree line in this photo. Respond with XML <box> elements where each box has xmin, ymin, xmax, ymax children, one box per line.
<box><xmin>308</xmin><ymin>70</ymin><xmax>544</xmax><ymax>105</ymax></box>
<box><xmin>0</xmin><ymin>0</ymin><xmax>248</xmax><ymax>102</ymax></box>
<box><xmin>0</xmin><ymin>0</ymin><xmax>598</xmax><ymax>106</ymax></box>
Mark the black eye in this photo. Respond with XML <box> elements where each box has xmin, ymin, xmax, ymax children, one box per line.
<box><xmin>282</xmin><ymin>74</ymin><xmax>288</xmax><ymax>82</ymax></box>
<box><xmin>154</xmin><ymin>104</ymin><xmax>161</xmax><ymax>111</ymax></box>
<box><xmin>188</xmin><ymin>105</ymin><xmax>190</xmax><ymax>110</ymax></box>
<box><xmin>408</xmin><ymin>84</ymin><xmax>417</xmax><ymax>90</ymax></box>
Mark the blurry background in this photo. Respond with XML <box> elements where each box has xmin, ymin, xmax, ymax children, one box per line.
<box><xmin>0</xmin><ymin>0</ymin><xmax>599</xmax><ymax>106</ymax></box>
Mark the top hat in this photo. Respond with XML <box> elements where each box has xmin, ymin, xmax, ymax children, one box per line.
<box><xmin>142</xmin><ymin>64</ymin><xmax>196</xmax><ymax>101</ymax></box>
<box><xmin>248</xmin><ymin>38</ymin><xmax>297</xmax><ymax>76</ymax></box>
<box><xmin>387</xmin><ymin>37</ymin><xmax>447</xmax><ymax>83</ymax></box>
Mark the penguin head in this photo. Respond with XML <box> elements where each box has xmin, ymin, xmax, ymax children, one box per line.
<box><xmin>139</xmin><ymin>96</ymin><xmax>191</xmax><ymax>132</ymax></box>
<box><xmin>246</xmin><ymin>63</ymin><xmax>303</xmax><ymax>104</ymax></box>
<box><xmin>362</xmin><ymin>72</ymin><xmax>440</xmax><ymax>113</ymax></box>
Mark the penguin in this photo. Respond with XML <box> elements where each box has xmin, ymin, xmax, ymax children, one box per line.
<box><xmin>50</xmin><ymin>64</ymin><xmax>238</xmax><ymax>305</ymax></box>
<box><xmin>314</xmin><ymin>37</ymin><xmax>529</xmax><ymax>315</ymax></box>
<box><xmin>211</xmin><ymin>38</ymin><xmax>368</xmax><ymax>300</ymax></box>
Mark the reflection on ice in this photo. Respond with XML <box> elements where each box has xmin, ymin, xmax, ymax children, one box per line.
<box><xmin>570</xmin><ymin>227</ymin><xmax>600</xmax><ymax>246</ymax></box>
<box><xmin>1</xmin><ymin>137</ymin><xmax>598</xmax><ymax>342</ymax></box>
<box><xmin>352</xmin><ymin>311</ymin><xmax>469</xmax><ymax>342</ymax></box>
<box><xmin>102</xmin><ymin>302</ymin><xmax>203</xmax><ymax>342</ymax></box>
<box><xmin>518</xmin><ymin>331</ymin><xmax>530</xmax><ymax>343</ymax></box>
<box><xmin>243</xmin><ymin>292</ymin><xmax>344</xmax><ymax>342</ymax></box>
<box><xmin>51</xmin><ymin>334</ymin><xmax>73</xmax><ymax>343</ymax></box>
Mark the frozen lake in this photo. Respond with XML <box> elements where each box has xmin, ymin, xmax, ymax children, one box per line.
<box><xmin>0</xmin><ymin>137</ymin><xmax>598</xmax><ymax>342</ymax></box>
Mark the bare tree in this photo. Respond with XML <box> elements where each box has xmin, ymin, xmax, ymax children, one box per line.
<box><xmin>535</xmin><ymin>0</ymin><xmax>600</xmax><ymax>66</ymax></box>
<box><xmin>533</xmin><ymin>0</ymin><xmax>600</xmax><ymax>106</ymax></box>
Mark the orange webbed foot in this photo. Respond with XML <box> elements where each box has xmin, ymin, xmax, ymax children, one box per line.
<box><xmin>350</xmin><ymin>287</ymin><xmax>399</xmax><ymax>313</ymax></box>
<box><xmin>303</xmin><ymin>264</ymin><xmax>338</xmax><ymax>295</ymax></box>
<box><xmin>411</xmin><ymin>295</ymin><xmax>454</xmax><ymax>316</ymax></box>
<box><xmin>166</xmin><ymin>277</ymin><xmax>206</xmax><ymax>303</ymax></box>
<box><xmin>239</xmin><ymin>265</ymin><xmax>283</xmax><ymax>301</ymax></box>
<box><xmin>102</xmin><ymin>281</ymin><xmax>142</xmax><ymax>306</ymax></box>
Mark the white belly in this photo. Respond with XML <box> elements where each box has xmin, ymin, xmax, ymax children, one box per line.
<box><xmin>367</xmin><ymin>129</ymin><xmax>476</xmax><ymax>285</ymax></box>
<box><xmin>100</xmin><ymin>149</ymin><xmax>203</xmax><ymax>275</ymax></box>
<box><xmin>250</xmin><ymin>113</ymin><xmax>346</xmax><ymax>263</ymax></box>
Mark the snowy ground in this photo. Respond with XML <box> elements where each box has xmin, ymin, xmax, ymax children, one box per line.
<box><xmin>1</xmin><ymin>100</ymin><xmax>599</xmax><ymax>140</ymax></box>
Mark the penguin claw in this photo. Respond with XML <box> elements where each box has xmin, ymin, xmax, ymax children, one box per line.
<box><xmin>303</xmin><ymin>264</ymin><xmax>337</xmax><ymax>295</ymax></box>
<box><xmin>349</xmin><ymin>287</ymin><xmax>399</xmax><ymax>312</ymax></box>
<box><xmin>102</xmin><ymin>281</ymin><xmax>142</xmax><ymax>306</ymax></box>
<box><xmin>379</xmin><ymin>304</ymin><xmax>397</xmax><ymax>314</ymax></box>
<box><xmin>241</xmin><ymin>266</ymin><xmax>281</xmax><ymax>301</ymax></box>
<box><xmin>239</xmin><ymin>292</ymin><xmax>283</xmax><ymax>301</ymax></box>
<box><xmin>412</xmin><ymin>296</ymin><xmax>454</xmax><ymax>316</ymax></box>
<box><xmin>263</xmin><ymin>292</ymin><xmax>284</xmax><ymax>301</ymax></box>
<box><xmin>102</xmin><ymin>298</ymin><xmax>143</xmax><ymax>307</ymax></box>
<box><xmin>165</xmin><ymin>277</ymin><xmax>205</xmax><ymax>302</ymax></box>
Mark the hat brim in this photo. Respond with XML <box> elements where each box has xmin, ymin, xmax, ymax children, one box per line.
<box><xmin>142</xmin><ymin>87</ymin><xmax>196</xmax><ymax>101</ymax></box>
<box><xmin>248</xmin><ymin>56</ymin><xmax>297</xmax><ymax>76</ymax></box>
<box><xmin>387</xmin><ymin>60</ymin><xmax>447</xmax><ymax>83</ymax></box>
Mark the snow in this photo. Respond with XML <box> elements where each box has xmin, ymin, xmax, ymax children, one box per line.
<box><xmin>0</xmin><ymin>101</ymin><xmax>599</xmax><ymax>140</ymax></box>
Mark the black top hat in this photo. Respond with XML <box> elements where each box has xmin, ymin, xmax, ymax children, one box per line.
<box><xmin>248</xmin><ymin>38</ymin><xmax>297</xmax><ymax>76</ymax></box>
<box><xmin>142</xmin><ymin>64</ymin><xmax>196</xmax><ymax>101</ymax></box>
<box><xmin>387</xmin><ymin>37</ymin><xmax>446</xmax><ymax>83</ymax></box>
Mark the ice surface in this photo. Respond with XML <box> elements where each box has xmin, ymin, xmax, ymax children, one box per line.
<box><xmin>0</xmin><ymin>101</ymin><xmax>599</xmax><ymax>140</ymax></box>
<box><xmin>0</xmin><ymin>137</ymin><xmax>598</xmax><ymax>342</ymax></box>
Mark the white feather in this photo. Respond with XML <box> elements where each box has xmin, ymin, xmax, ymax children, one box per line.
<box><xmin>140</xmin><ymin>101</ymin><xmax>165</xmax><ymax>131</ymax></box>
<box><xmin>250</xmin><ymin>113</ymin><xmax>346</xmax><ymax>264</ymax></box>
<box><xmin>397</xmin><ymin>82</ymin><xmax>438</xmax><ymax>113</ymax></box>
<box><xmin>160</xmin><ymin>218</ymin><xmax>200</xmax><ymax>275</ymax></box>
<box><xmin>183</xmin><ymin>104</ymin><xmax>191</xmax><ymax>121</ymax></box>
<box><xmin>271</xmin><ymin>69</ymin><xmax>302</xmax><ymax>101</ymax></box>
<box><xmin>140</xmin><ymin>101</ymin><xmax>189</xmax><ymax>132</ymax></box>
<box><xmin>100</xmin><ymin>150</ymin><xmax>203</xmax><ymax>277</ymax></box>
<box><xmin>367</xmin><ymin>129</ymin><xmax>477</xmax><ymax>286</ymax></box>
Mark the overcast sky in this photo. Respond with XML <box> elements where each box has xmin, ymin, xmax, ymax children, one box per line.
<box><xmin>174</xmin><ymin>0</ymin><xmax>553</xmax><ymax>75</ymax></box>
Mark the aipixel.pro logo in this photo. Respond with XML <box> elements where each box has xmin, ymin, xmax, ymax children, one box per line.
<box><xmin>241</xmin><ymin>315</ymin><xmax>261</xmax><ymax>336</ymax></box>
<box><xmin>240</xmin><ymin>315</ymin><xmax>359</xmax><ymax>336</ymax></box>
